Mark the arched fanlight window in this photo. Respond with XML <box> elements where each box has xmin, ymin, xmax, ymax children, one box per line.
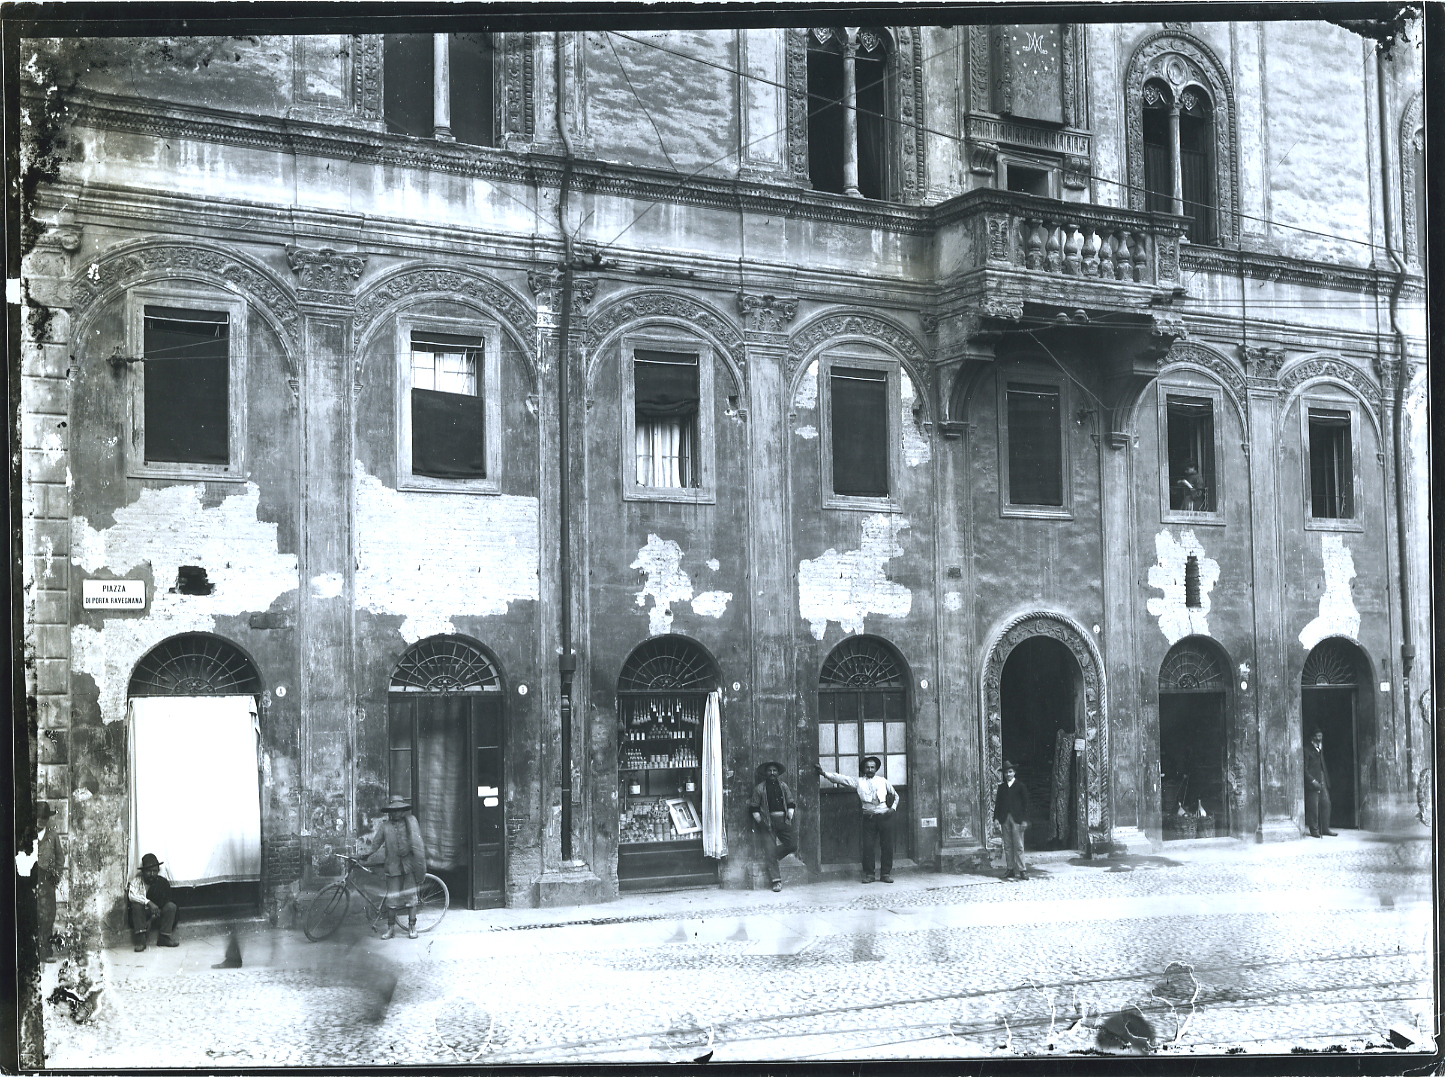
<box><xmin>128</xmin><ymin>633</ymin><xmax>262</xmax><ymax>696</ymax></box>
<box><xmin>1301</xmin><ymin>639</ymin><xmax>1359</xmax><ymax>687</ymax></box>
<box><xmin>805</xmin><ymin>27</ymin><xmax>893</xmax><ymax>199</ymax></box>
<box><xmin>819</xmin><ymin>636</ymin><xmax>906</xmax><ymax>688</ymax></box>
<box><xmin>1158</xmin><ymin>638</ymin><xmax>1224</xmax><ymax>693</ymax></box>
<box><xmin>390</xmin><ymin>635</ymin><xmax>502</xmax><ymax>692</ymax></box>
<box><xmin>618</xmin><ymin>635</ymin><xmax>718</xmax><ymax>692</ymax></box>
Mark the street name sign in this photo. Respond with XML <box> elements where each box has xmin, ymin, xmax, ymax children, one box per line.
<box><xmin>82</xmin><ymin>579</ymin><xmax>146</xmax><ymax>609</ymax></box>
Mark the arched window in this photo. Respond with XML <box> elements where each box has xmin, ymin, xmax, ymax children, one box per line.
<box><xmin>129</xmin><ymin>633</ymin><xmax>262</xmax><ymax>696</ymax></box>
<box><xmin>804</xmin><ymin>28</ymin><xmax>893</xmax><ymax>199</ymax></box>
<box><xmin>1158</xmin><ymin>637</ymin><xmax>1230</xmax><ymax>835</ymax></box>
<box><xmin>1126</xmin><ymin>32</ymin><xmax>1237</xmax><ymax>246</ymax></box>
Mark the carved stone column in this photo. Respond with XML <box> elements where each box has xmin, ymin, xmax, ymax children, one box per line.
<box><xmin>841</xmin><ymin>31</ymin><xmax>861</xmax><ymax>197</ymax></box>
<box><xmin>1240</xmin><ymin>345</ymin><xmax>1296</xmax><ymax>841</ymax></box>
<box><xmin>433</xmin><ymin>33</ymin><xmax>454</xmax><ymax>141</ymax></box>
<box><xmin>738</xmin><ymin>292</ymin><xmax>798</xmax><ymax>879</ymax></box>
<box><xmin>285</xmin><ymin>246</ymin><xmax>366</xmax><ymax>861</ymax></box>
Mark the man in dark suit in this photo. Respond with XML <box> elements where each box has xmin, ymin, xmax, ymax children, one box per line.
<box><xmin>34</xmin><ymin>802</ymin><xmax>64</xmax><ymax>962</ymax></box>
<box><xmin>1304</xmin><ymin>730</ymin><xmax>1336</xmax><ymax>837</ymax></box>
<box><xmin>127</xmin><ymin>853</ymin><xmax>179</xmax><ymax>950</ymax></box>
<box><xmin>993</xmin><ymin>761</ymin><xmax>1031</xmax><ymax>880</ymax></box>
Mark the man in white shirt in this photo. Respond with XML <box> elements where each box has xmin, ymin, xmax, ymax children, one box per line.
<box><xmin>816</xmin><ymin>756</ymin><xmax>899</xmax><ymax>883</ymax></box>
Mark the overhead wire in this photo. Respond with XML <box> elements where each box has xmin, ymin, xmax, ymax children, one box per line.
<box><xmin>601</xmin><ymin>28</ymin><xmax>1399</xmax><ymax>257</ymax></box>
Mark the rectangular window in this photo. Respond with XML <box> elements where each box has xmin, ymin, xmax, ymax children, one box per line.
<box><xmin>143</xmin><ymin>306</ymin><xmax>230</xmax><ymax>465</ymax></box>
<box><xmin>1166</xmin><ymin>397</ymin><xmax>1216</xmax><ymax>512</ymax></box>
<box><xmin>1143</xmin><ymin>105</ymin><xmax>1172</xmax><ymax>215</ymax></box>
<box><xmin>1006</xmin><ymin>383</ymin><xmax>1063</xmax><ymax>506</ymax></box>
<box><xmin>383</xmin><ymin>34</ymin><xmax>435</xmax><ymax>137</ymax></box>
<box><xmin>1309</xmin><ymin>410</ymin><xmax>1353</xmax><ymax>519</ymax></box>
<box><xmin>449</xmin><ymin>32</ymin><xmax>495</xmax><ymax>147</ymax></box>
<box><xmin>830</xmin><ymin>367</ymin><xmax>889</xmax><ymax>498</ymax></box>
<box><xmin>410</xmin><ymin>332</ymin><xmax>485</xmax><ymax>480</ymax></box>
<box><xmin>634</xmin><ymin>350</ymin><xmax>699</xmax><ymax>489</ymax></box>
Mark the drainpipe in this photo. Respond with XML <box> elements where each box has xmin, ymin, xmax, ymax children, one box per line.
<box><xmin>1377</xmin><ymin>49</ymin><xmax>1415</xmax><ymax>790</ymax></box>
<box><xmin>554</xmin><ymin>32</ymin><xmax>577</xmax><ymax>862</ymax></box>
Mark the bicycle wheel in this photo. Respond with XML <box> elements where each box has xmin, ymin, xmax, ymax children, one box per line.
<box><xmin>413</xmin><ymin>874</ymin><xmax>449</xmax><ymax>932</ymax></box>
<box><xmin>304</xmin><ymin>883</ymin><xmax>351</xmax><ymax>941</ymax></box>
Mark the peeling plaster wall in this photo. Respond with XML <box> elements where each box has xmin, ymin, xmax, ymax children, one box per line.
<box><xmin>70</xmin><ymin>483</ymin><xmax>298</xmax><ymax>724</ymax></box>
<box><xmin>899</xmin><ymin>371</ymin><xmax>931</xmax><ymax>467</ymax></box>
<box><xmin>629</xmin><ymin>533</ymin><xmax>732</xmax><ymax>635</ymax></box>
<box><xmin>798</xmin><ymin>514</ymin><xmax>913</xmax><ymax>639</ymax></box>
<box><xmin>353</xmin><ymin>462</ymin><xmax>540</xmax><ymax>644</ymax></box>
<box><xmin>1145</xmin><ymin>529</ymin><xmax>1222</xmax><ymax>645</ymax></box>
<box><xmin>1298</xmin><ymin>534</ymin><xmax>1360</xmax><ymax>650</ymax></box>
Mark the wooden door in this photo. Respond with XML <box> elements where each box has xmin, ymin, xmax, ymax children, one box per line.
<box><xmin>470</xmin><ymin>695</ymin><xmax>505</xmax><ymax>906</ymax></box>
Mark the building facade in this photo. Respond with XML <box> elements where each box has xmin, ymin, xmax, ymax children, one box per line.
<box><xmin>18</xmin><ymin>20</ymin><xmax>1429</xmax><ymax>955</ymax></box>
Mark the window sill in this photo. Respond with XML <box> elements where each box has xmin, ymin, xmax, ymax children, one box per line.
<box><xmin>624</xmin><ymin>485</ymin><xmax>716</xmax><ymax>506</ymax></box>
<box><xmin>129</xmin><ymin>464</ymin><xmax>247</xmax><ymax>483</ymax></box>
<box><xmin>1000</xmin><ymin>504</ymin><xmax>1073</xmax><ymax>521</ymax></box>
<box><xmin>1304</xmin><ymin>516</ymin><xmax>1364</xmax><ymax>534</ymax></box>
<box><xmin>824</xmin><ymin>494</ymin><xmax>897</xmax><ymax>513</ymax></box>
<box><xmin>1162</xmin><ymin>509</ymin><xmax>1225</xmax><ymax>527</ymax></box>
<box><xmin>398</xmin><ymin>475</ymin><xmax>501</xmax><ymax>496</ymax></box>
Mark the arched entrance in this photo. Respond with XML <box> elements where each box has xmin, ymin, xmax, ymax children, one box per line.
<box><xmin>1158</xmin><ymin>638</ymin><xmax>1231</xmax><ymax>838</ymax></box>
<box><xmin>388</xmin><ymin>636</ymin><xmax>505</xmax><ymax>909</ymax></box>
<box><xmin>816</xmin><ymin>636</ymin><xmax>912</xmax><ymax>866</ymax></box>
<box><xmin>1301</xmin><ymin>638</ymin><xmax>1373</xmax><ymax>830</ymax></box>
<box><xmin>127</xmin><ymin>633</ymin><xmax>264</xmax><ymax>917</ymax></box>
<box><xmin>616</xmin><ymin>636</ymin><xmax>721</xmax><ymax>891</ymax></box>
<box><xmin>982</xmin><ymin>614</ymin><xmax>1108</xmax><ymax>853</ymax></box>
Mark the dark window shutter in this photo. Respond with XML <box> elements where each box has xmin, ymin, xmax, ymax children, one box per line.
<box><xmin>634</xmin><ymin>351</ymin><xmax>699</xmax><ymax>417</ymax></box>
<box><xmin>855</xmin><ymin>48</ymin><xmax>887</xmax><ymax>200</ymax></box>
<box><xmin>449</xmin><ymin>32</ymin><xmax>495</xmax><ymax>147</ymax></box>
<box><xmin>831</xmin><ymin>369</ymin><xmax>889</xmax><ymax>497</ymax></box>
<box><xmin>143</xmin><ymin>308</ymin><xmax>229</xmax><ymax>465</ymax></box>
<box><xmin>1007</xmin><ymin>384</ymin><xmax>1063</xmax><ymax>506</ymax></box>
<box><xmin>1142</xmin><ymin>104</ymin><xmax>1173</xmax><ymax>214</ymax></box>
<box><xmin>412</xmin><ymin>388</ymin><xmax>485</xmax><ymax>479</ymax></box>
<box><xmin>807</xmin><ymin>45</ymin><xmax>847</xmax><ymax>195</ymax></box>
<box><xmin>384</xmin><ymin>34</ymin><xmax>435</xmax><ymax>137</ymax></box>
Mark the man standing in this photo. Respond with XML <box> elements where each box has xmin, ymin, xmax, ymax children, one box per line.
<box><xmin>816</xmin><ymin>757</ymin><xmax>899</xmax><ymax>884</ymax></box>
<box><xmin>34</xmin><ymin>802</ymin><xmax>64</xmax><ymax>962</ymax></box>
<box><xmin>1304</xmin><ymin>730</ymin><xmax>1336</xmax><ymax>837</ymax></box>
<box><xmin>361</xmin><ymin>795</ymin><xmax>428</xmax><ymax>939</ymax></box>
<box><xmin>749</xmin><ymin>761</ymin><xmax>798</xmax><ymax>893</ymax></box>
<box><xmin>993</xmin><ymin>761</ymin><xmax>1031</xmax><ymax>880</ymax></box>
<box><xmin>127</xmin><ymin>853</ymin><xmax>179</xmax><ymax>951</ymax></box>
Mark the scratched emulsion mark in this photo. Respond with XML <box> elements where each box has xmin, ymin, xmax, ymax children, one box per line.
<box><xmin>630</xmin><ymin>534</ymin><xmax>731</xmax><ymax>635</ymax></box>
<box><xmin>797</xmin><ymin>514</ymin><xmax>912</xmax><ymax>640</ymax></box>
<box><xmin>1298</xmin><ymin>533</ymin><xmax>1360</xmax><ymax>649</ymax></box>
<box><xmin>353</xmin><ymin>462</ymin><xmax>540</xmax><ymax>643</ymax></box>
<box><xmin>899</xmin><ymin>372</ymin><xmax>931</xmax><ymax>467</ymax></box>
<box><xmin>1145</xmin><ymin>529</ymin><xmax>1220</xmax><ymax>644</ymax></box>
<box><xmin>69</xmin><ymin>483</ymin><xmax>298</xmax><ymax>724</ymax></box>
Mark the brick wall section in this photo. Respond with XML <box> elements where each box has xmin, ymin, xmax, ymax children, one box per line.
<box><xmin>263</xmin><ymin>833</ymin><xmax>305</xmax><ymax>885</ymax></box>
<box><xmin>22</xmin><ymin>266</ymin><xmax>73</xmax><ymax>861</ymax></box>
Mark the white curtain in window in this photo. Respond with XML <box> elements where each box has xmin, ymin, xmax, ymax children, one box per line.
<box><xmin>411</xmin><ymin>348</ymin><xmax>477</xmax><ymax>396</ymax></box>
<box><xmin>701</xmin><ymin>690</ymin><xmax>728</xmax><ymax>860</ymax></box>
<box><xmin>127</xmin><ymin>696</ymin><xmax>262</xmax><ymax>885</ymax></box>
<box><xmin>635</xmin><ymin>420</ymin><xmax>691</xmax><ymax>488</ymax></box>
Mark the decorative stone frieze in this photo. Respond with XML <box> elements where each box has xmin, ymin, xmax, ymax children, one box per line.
<box><xmin>737</xmin><ymin>293</ymin><xmax>799</xmax><ymax>336</ymax></box>
<box><xmin>1240</xmin><ymin>345</ymin><xmax>1286</xmax><ymax>382</ymax></box>
<box><xmin>1165</xmin><ymin>341</ymin><xmax>1246</xmax><ymax>404</ymax></box>
<box><xmin>286</xmin><ymin>246</ymin><xmax>367</xmax><ymax>305</ymax></box>
<box><xmin>586</xmin><ymin>289</ymin><xmax>746</xmax><ymax>383</ymax></box>
<box><xmin>1279</xmin><ymin>355</ymin><xmax>1381</xmax><ymax>409</ymax></box>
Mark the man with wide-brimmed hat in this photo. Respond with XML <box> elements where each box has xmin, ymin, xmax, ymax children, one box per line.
<box><xmin>993</xmin><ymin>761</ymin><xmax>1031</xmax><ymax>881</ymax></box>
<box><xmin>127</xmin><ymin>852</ymin><xmax>179</xmax><ymax>950</ymax></box>
<box><xmin>748</xmin><ymin>761</ymin><xmax>798</xmax><ymax>892</ymax></box>
<box><xmin>34</xmin><ymin>802</ymin><xmax>64</xmax><ymax>962</ymax></box>
<box><xmin>359</xmin><ymin>795</ymin><xmax>428</xmax><ymax>939</ymax></box>
<box><xmin>817</xmin><ymin>756</ymin><xmax>899</xmax><ymax>883</ymax></box>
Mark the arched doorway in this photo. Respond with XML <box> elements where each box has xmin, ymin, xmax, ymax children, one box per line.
<box><xmin>388</xmin><ymin>636</ymin><xmax>505</xmax><ymax>909</ymax></box>
<box><xmin>999</xmin><ymin>638</ymin><xmax>1080</xmax><ymax>851</ymax></box>
<box><xmin>1158</xmin><ymin>638</ymin><xmax>1230</xmax><ymax>838</ymax></box>
<box><xmin>816</xmin><ymin>636</ymin><xmax>911</xmax><ymax>866</ymax></box>
<box><xmin>1301</xmin><ymin>638</ymin><xmax>1371</xmax><ymax>830</ymax></box>
<box><xmin>616</xmin><ymin>636</ymin><xmax>721</xmax><ymax>891</ymax></box>
<box><xmin>127</xmin><ymin>633</ymin><xmax>264</xmax><ymax>917</ymax></box>
<box><xmin>982</xmin><ymin>614</ymin><xmax>1108</xmax><ymax>853</ymax></box>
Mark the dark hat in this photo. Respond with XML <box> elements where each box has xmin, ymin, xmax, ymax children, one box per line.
<box><xmin>755</xmin><ymin>761</ymin><xmax>786</xmax><ymax>783</ymax></box>
<box><xmin>384</xmin><ymin>795</ymin><xmax>412</xmax><ymax>812</ymax></box>
<box><xmin>35</xmin><ymin>801</ymin><xmax>53</xmax><ymax>821</ymax></box>
<box><xmin>140</xmin><ymin>853</ymin><xmax>163</xmax><ymax>871</ymax></box>
<box><xmin>1002</xmin><ymin>760</ymin><xmax>1016</xmax><ymax>772</ymax></box>
<box><xmin>862</xmin><ymin>756</ymin><xmax>883</xmax><ymax>770</ymax></box>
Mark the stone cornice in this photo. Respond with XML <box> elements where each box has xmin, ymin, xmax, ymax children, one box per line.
<box><xmin>1178</xmin><ymin>244</ymin><xmax>1422</xmax><ymax>296</ymax></box>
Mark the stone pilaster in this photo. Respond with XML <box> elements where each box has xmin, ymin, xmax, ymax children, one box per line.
<box><xmin>286</xmin><ymin>247</ymin><xmax>365</xmax><ymax>871</ymax></box>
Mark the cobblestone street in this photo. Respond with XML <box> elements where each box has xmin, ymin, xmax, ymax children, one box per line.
<box><xmin>39</xmin><ymin>831</ymin><xmax>1434</xmax><ymax>1066</ymax></box>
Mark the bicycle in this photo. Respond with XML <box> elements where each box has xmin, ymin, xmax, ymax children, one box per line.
<box><xmin>303</xmin><ymin>854</ymin><xmax>449</xmax><ymax>941</ymax></box>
